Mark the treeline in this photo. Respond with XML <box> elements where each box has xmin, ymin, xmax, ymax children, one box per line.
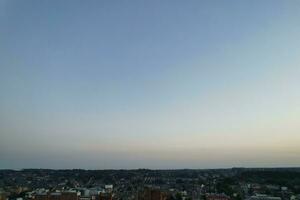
<box><xmin>238</xmin><ymin>170</ymin><xmax>300</xmax><ymax>193</ymax></box>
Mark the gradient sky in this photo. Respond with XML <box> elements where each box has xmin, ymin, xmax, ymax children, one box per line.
<box><xmin>1</xmin><ymin>0</ymin><xmax>300</xmax><ymax>169</ymax></box>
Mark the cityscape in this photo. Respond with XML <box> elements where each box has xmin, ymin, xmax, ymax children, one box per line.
<box><xmin>1</xmin><ymin>168</ymin><xmax>300</xmax><ymax>200</ymax></box>
<box><xmin>1</xmin><ymin>1</ymin><xmax>300</xmax><ymax>200</ymax></box>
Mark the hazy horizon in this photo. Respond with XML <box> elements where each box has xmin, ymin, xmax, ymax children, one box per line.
<box><xmin>3</xmin><ymin>167</ymin><xmax>300</xmax><ymax>171</ymax></box>
<box><xmin>1</xmin><ymin>0</ymin><xmax>300</xmax><ymax>169</ymax></box>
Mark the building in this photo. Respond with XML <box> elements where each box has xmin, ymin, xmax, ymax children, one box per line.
<box><xmin>137</xmin><ymin>187</ymin><xmax>167</xmax><ymax>200</ymax></box>
<box><xmin>35</xmin><ymin>192</ymin><xmax>78</xmax><ymax>200</ymax></box>
<box><xmin>99</xmin><ymin>193</ymin><xmax>113</xmax><ymax>200</ymax></box>
<box><xmin>206</xmin><ymin>193</ymin><xmax>230</xmax><ymax>200</ymax></box>
<box><xmin>104</xmin><ymin>185</ymin><xmax>113</xmax><ymax>194</ymax></box>
<box><xmin>247</xmin><ymin>194</ymin><xmax>281</xmax><ymax>200</ymax></box>
<box><xmin>0</xmin><ymin>193</ymin><xmax>7</xmax><ymax>200</ymax></box>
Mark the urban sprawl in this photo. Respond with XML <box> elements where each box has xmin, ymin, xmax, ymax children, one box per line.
<box><xmin>1</xmin><ymin>168</ymin><xmax>300</xmax><ymax>200</ymax></box>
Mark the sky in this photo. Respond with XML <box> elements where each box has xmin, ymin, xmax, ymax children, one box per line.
<box><xmin>1</xmin><ymin>0</ymin><xmax>300</xmax><ymax>169</ymax></box>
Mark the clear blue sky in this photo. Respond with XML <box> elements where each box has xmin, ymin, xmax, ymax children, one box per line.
<box><xmin>1</xmin><ymin>0</ymin><xmax>300</xmax><ymax>169</ymax></box>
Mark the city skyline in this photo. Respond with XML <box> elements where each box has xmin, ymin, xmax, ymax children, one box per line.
<box><xmin>1</xmin><ymin>0</ymin><xmax>300</xmax><ymax>169</ymax></box>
